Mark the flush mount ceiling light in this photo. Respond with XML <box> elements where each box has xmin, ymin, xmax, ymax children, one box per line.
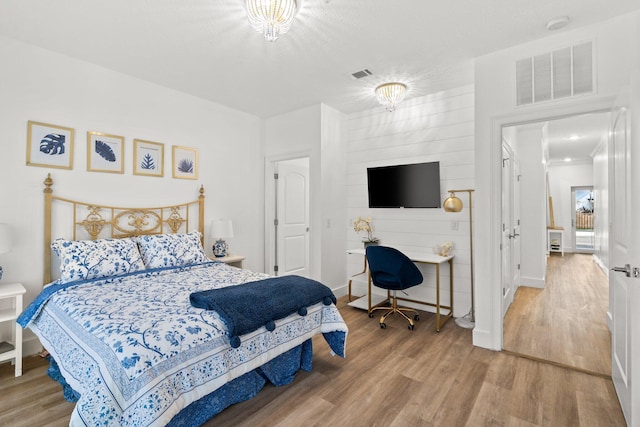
<box><xmin>245</xmin><ymin>0</ymin><xmax>298</xmax><ymax>42</ymax></box>
<box><xmin>546</xmin><ymin>16</ymin><xmax>570</xmax><ymax>31</ymax></box>
<box><xmin>375</xmin><ymin>82</ymin><xmax>407</xmax><ymax>112</ymax></box>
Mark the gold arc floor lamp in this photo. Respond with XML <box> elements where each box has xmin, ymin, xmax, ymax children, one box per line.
<box><xmin>443</xmin><ymin>189</ymin><xmax>475</xmax><ymax>329</ymax></box>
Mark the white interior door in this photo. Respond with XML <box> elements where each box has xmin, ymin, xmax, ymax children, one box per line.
<box><xmin>512</xmin><ymin>159</ymin><xmax>521</xmax><ymax>296</ymax></box>
<box><xmin>276</xmin><ymin>158</ymin><xmax>310</xmax><ymax>277</ymax></box>
<box><xmin>501</xmin><ymin>142</ymin><xmax>514</xmax><ymax>316</ymax></box>
<box><xmin>610</xmin><ymin>106</ymin><xmax>639</xmax><ymax>425</ymax></box>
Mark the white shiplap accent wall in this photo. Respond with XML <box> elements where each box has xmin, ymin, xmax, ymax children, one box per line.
<box><xmin>345</xmin><ymin>85</ymin><xmax>475</xmax><ymax>316</ymax></box>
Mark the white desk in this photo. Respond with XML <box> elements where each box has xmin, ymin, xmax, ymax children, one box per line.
<box><xmin>346</xmin><ymin>248</ymin><xmax>454</xmax><ymax>332</ymax></box>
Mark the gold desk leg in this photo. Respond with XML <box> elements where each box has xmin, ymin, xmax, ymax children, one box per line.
<box><xmin>348</xmin><ymin>256</ymin><xmax>367</xmax><ymax>302</ymax></box>
<box><xmin>367</xmin><ymin>271</ymin><xmax>372</xmax><ymax>314</ymax></box>
<box><xmin>435</xmin><ymin>263</ymin><xmax>441</xmax><ymax>332</ymax></box>
<box><xmin>449</xmin><ymin>258</ymin><xmax>454</xmax><ymax>327</ymax></box>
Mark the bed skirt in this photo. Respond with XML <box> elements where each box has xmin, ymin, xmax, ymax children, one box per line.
<box><xmin>47</xmin><ymin>339</ymin><xmax>314</xmax><ymax>427</ymax></box>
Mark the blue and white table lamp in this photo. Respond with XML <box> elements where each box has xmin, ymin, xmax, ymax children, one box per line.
<box><xmin>0</xmin><ymin>223</ymin><xmax>11</xmax><ymax>281</ymax></box>
<box><xmin>210</xmin><ymin>219</ymin><xmax>234</xmax><ymax>258</ymax></box>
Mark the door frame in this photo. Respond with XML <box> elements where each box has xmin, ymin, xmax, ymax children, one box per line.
<box><xmin>501</xmin><ymin>141</ymin><xmax>514</xmax><ymax>315</ymax></box>
<box><xmin>487</xmin><ymin>96</ymin><xmax>617</xmax><ymax>352</ymax></box>
<box><xmin>264</xmin><ymin>151</ymin><xmax>312</xmax><ymax>277</ymax></box>
<box><xmin>275</xmin><ymin>157</ymin><xmax>310</xmax><ymax>277</ymax></box>
<box><xmin>571</xmin><ymin>185</ymin><xmax>595</xmax><ymax>253</ymax></box>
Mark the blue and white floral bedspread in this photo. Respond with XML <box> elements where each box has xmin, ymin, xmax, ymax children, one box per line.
<box><xmin>20</xmin><ymin>262</ymin><xmax>348</xmax><ymax>426</ymax></box>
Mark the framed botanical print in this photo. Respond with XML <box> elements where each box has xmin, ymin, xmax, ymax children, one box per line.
<box><xmin>26</xmin><ymin>121</ymin><xmax>75</xmax><ymax>169</ymax></box>
<box><xmin>133</xmin><ymin>139</ymin><xmax>164</xmax><ymax>177</ymax></box>
<box><xmin>172</xmin><ymin>146</ymin><xmax>198</xmax><ymax>180</ymax></box>
<box><xmin>87</xmin><ymin>131</ymin><xmax>124</xmax><ymax>174</ymax></box>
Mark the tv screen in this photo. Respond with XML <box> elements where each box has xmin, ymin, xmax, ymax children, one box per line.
<box><xmin>367</xmin><ymin>161</ymin><xmax>441</xmax><ymax>208</ymax></box>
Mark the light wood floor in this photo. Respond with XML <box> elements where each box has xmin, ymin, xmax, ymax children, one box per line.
<box><xmin>1</xmin><ymin>290</ymin><xmax>625</xmax><ymax>426</ymax></box>
<box><xmin>503</xmin><ymin>253</ymin><xmax>611</xmax><ymax>376</ymax></box>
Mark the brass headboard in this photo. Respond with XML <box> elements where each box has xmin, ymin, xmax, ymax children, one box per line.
<box><xmin>43</xmin><ymin>173</ymin><xmax>205</xmax><ymax>283</ymax></box>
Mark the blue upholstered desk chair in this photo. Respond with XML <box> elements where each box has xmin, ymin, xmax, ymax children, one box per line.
<box><xmin>365</xmin><ymin>245</ymin><xmax>423</xmax><ymax>330</ymax></box>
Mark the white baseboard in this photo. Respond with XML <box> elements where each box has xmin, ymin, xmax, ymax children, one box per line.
<box><xmin>519</xmin><ymin>276</ymin><xmax>545</xmax><ymax>289</ymax></box>
<box><xmin>593</xmin><ymin>255</ymin><xmax>609</xmax><ymax>276</ymax></box>
<box><xmin>473</xmin><ymin>327</ymin><xmax>501</xmax><ymax>351</ymax></box>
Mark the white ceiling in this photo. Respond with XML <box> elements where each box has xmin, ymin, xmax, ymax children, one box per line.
<box><xmin>506</xmin><ymin>111</ymin><xmax>610</xmax><ymax>165</ymax></box>
<box><xmin>1</xmin><ymin>0</ymin><xmax>639</xmax><ymax>118</ymax></box>
<box><xmin>546</xmin><ymin>112</ymin><xmax>611</xmax><ymax>164</ymax></box>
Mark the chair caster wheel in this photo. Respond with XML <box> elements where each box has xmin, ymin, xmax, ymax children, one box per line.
<box><xmin>368</xmin><ymin>313</ymin><xmax>374</xmax><ymax>318</ymax></box>
<box><xmin>408</xmin><ymin>324</ymin><xmax>415</xmax><ymax>330</ymax></box>
<box><xmin>414</xmin><ymin>314</ymin><xmax>420</xmax><ymax>321</ymax></box>
<box><xmin>380</xmin><ymin>323</ymin><xmax>387</xmax><ymax>329</ymax></box>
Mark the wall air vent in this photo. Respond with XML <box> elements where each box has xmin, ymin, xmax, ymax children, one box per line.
<box><xmin>350</xmin><ymin>69</ymin><xmax>373</xmax><ymax>79</ymax></box>
<box><xmin>516</xmin><ymin>41</ymin><xmax>593</xmax><ymax>106</ymax></box>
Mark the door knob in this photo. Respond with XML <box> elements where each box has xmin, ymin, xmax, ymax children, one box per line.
<box><xmin>611</xmin><ymin>264</ymin><xmax>631</xmax><ymax>277</ymax></box>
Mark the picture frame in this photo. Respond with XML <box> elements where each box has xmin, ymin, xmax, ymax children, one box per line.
<box><xmin>172</xmin><ymin>146</ymin><xmax>198</xmax><ymax>180</ymax></box>
<box><xmin>87</xmin><ymin>131</ymin><xmax>124</xmax><ymax>174</ymax></box>
<box><xmin>26</xmin><ymin>121</ymin><xmax>75</xmax><ymax>169</ymax></box>
<box><xmin>133</xmin><ymin>139</ymin><xmax>164</xmax><ymax>177</ymax></box>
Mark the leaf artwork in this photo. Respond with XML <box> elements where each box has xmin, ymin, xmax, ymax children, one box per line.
<box><xmin>39</xmin><ymin>133</ymin><xmax>66</xmax><ymax>155</ymax></box>
<box><xmin>95</xmin><ymin>140</ymin><xmax>116</xmax><ymax>162</ymax></box>
<box><xmin>140</xmin><ymin>153</ymin><xmax>156</xmax><ymax>170</ymax></box>
<box><xmin>177</xmin><ymin>158</ymin><xmax>193</xmax><ymax>173</ymax></box>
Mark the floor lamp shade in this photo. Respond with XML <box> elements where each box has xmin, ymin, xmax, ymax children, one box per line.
<box><xmin>0</xmin><ymin>223</ymin><xmax>12</xmax><ymax>280</ymax></box>
<box><xmin>210</xmin><ymin>219</ymin><xmax>234</xmax><ymax>258</ymax></box>
<box><xmin>443</xmin><ymin>190</ymin><xmax>475</xmax><ymax>328</ymax></box>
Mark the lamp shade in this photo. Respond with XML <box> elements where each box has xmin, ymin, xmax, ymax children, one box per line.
<box><xmin>375</xmin><ymin>82</ymin><xmax>407</xmax><ymax>112</ymax></box>
<box><xmin>210</xmin><ymin>219</ymin><xmax>234</xmax><ymax>239</ymax></box>
<box><xmin>443</xmin><ymin>194</ymin><xmax>463</xmax><ymax>212</ymax></box>
<box><xmin>246</xmin><ymin>0</ymin><xmax>298</xmax><ymax>42</ymax></box>
<box><xmin>0</xmin><ymin>223</ymin><xmax>11</xmax><ymax>254</ymax></box>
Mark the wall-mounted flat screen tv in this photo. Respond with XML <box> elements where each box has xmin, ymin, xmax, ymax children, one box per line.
<box><xmin>367</xmin><ymin>161</ymin><xmax>441</xmax><ymax>208</ymax></box>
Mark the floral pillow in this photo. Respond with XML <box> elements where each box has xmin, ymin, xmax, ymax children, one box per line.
<box><xmin>136</xmin><ymin>231</ymin><xmax>208</xmax><ymax>269</ymax></box>
<box><xmin>52</xmin><ymin>237</ymin><xmax>146</xmax><ymax>284</ymax></box>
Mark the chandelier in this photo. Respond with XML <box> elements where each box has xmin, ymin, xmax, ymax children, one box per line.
<box><xmin>246</xmin><ymin>0</ymin><xmax>298</xmax><ymax>42</ymax></box>
<box><xmin>375</xmin><ymin>82</ymin><xmax>407</xmax><ymax>112</ymax></box>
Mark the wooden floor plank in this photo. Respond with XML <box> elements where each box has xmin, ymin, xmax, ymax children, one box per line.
<box><xmin>0</xmin><ymin>280</ymin><xmax>625</xmax><ymax>426</ymax></box>
<box><xmin>503</xmin><ymin>253</ymin><xmax>611</xmax><ymax>376</ymax></box>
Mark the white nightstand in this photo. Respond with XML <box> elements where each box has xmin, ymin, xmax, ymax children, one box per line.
<box><xmin>211</xmin><ymin>254</ymin><xmax>245</xmax><ymax>268</ymax></box>
<box><xmin>0</xmin><ymin>282</ymin><xmax>26</xmax><ymax>377</ymax></box>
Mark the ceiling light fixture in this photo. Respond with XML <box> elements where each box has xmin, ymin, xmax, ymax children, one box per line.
<box><xmin>375</xmin><ymin>82</ymin><xmax>407</xmax><ymax>112</ymax></box>
<box><xmin>546</xmin><ymin>16</ymin><xmax>569</xmax><ymax>31</ymax></box>
<box><xmin>245</xmin><ymin>0</ymin><xmax>298</xmax><ymax>42</ymax></box>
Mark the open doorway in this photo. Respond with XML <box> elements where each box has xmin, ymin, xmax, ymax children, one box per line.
<box><xmin>573</xmin><ymin>186</ymin><xmax>595</xmax><ymax>252</ymax></box>
<box><xmin>501</xmin><ymin>111</ymin><xmax>611</xmax><ymax>375</ymax></box>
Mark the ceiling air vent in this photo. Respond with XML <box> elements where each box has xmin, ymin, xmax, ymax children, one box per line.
<box><xmin>350</xmin><ymin>69</ymin><xmax>373</xmax><ymax>80</ymax></box>
<box><xmin>516</xmin><ymin>41</ymin><xmax>593</xmax><ymax>106</ymax></box>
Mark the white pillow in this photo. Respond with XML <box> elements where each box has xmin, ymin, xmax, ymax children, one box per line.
<box><xmin>136</xmin><ymin>231</ymin><xmax>208</xmax><ymax>269</ymax></box>
<box><xmin>52</xmin><ymin>237</ymin><xmax>146</xmax><ymax>284</ymax></box>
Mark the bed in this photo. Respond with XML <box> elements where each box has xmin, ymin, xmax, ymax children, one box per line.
<box><xmin>18</xmin><ymin>175</ymin><xmax>348</xmax><ymax>426</ymax></box>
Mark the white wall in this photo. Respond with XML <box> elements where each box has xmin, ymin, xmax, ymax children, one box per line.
<box><xmin>0</xmin><ymin>35</ymin><xmax>264</xmax><ymax>355</ymax></box>
<box><xmin>345</xmin><ymin>85</ymin><xmax>475</xmax><ymax>316</ymax></box>
<box><xmin>474</xmin><ymin>11</ymin><xmax>639</xmax><ymax>350</ymax></box>
<box><xmin>320</xmin><ymin>104</ymin><xmax>347</xmax><ymax>289</ymax></box>
<box><xmin>263</xmin><ymin>104</ymin><xmax>348</xmax><ymax>290</ymax></box>
<box><xmin>264</xmin><ymin>105</ymin><xmax>320</xmax><ymax>279</ymax></box>
<box><xmin>592</xmin><ymin>137</ymin><xmax>609</xmax><ymax>270</ymax></box>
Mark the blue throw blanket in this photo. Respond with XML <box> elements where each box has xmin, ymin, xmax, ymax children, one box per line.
<box><xmin>190</xmin><ymin>275</ymin><xmax>337</xmax><ymax>348</ymax></box>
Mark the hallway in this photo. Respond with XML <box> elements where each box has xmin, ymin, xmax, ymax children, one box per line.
<box><xmin>503</xmin><ymin>253</ymin><xmax>610</xmax><ymax>376</ymax></box>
